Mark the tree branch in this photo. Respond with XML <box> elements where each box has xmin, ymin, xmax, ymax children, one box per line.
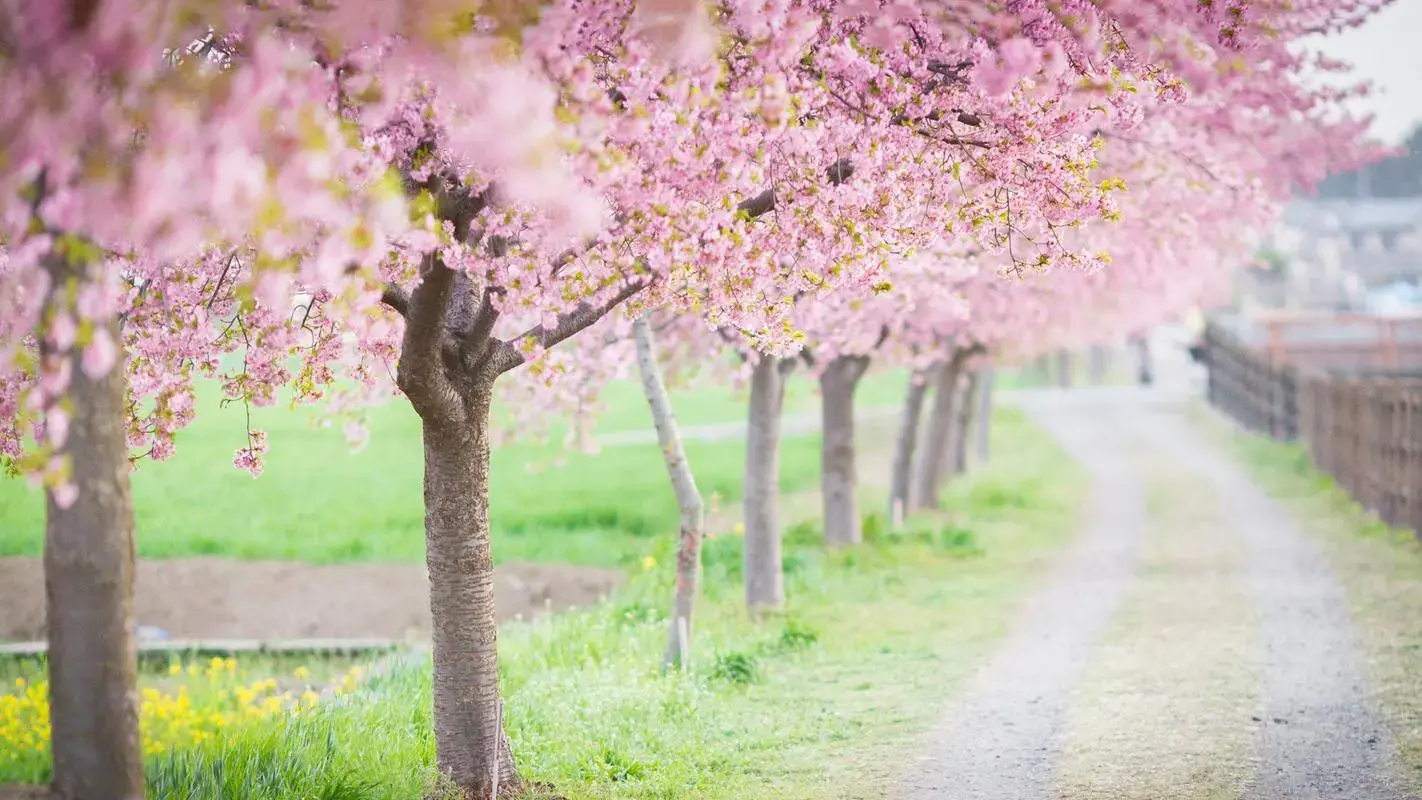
<box><xmin>395</xmin><ymin>253</ymin><xmax>461</xmax><ymax>419</ymax></box>
<box><xmin>736</xmin><ymin>158</ymin><xmax>858</xmax><ymax>219</ymax></box>
<box><xmin>491</xmin><ymin>278</ymin><xmax>650</xmax><ymax>374</ymax></box>
<box><xmin>381</xmin><ymin>284</ymin><xmax>410</xmax><ymax>318</ymax></box>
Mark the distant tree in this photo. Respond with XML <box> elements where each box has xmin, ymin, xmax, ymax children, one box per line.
<box><xmin>1317</xmin><ymin>123</ymin><xmax>1422</xmax><ymax>198</ymax></box>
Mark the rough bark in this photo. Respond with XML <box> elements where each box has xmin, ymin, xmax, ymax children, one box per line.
<box><xmin>912</xmin><ymin>349</ymin><xmax>968</xmax><ymax>511</ymax></box>
<box><xmin>384</xmin><ymin>165</ymin><xmax>653</xmax><ymax>799</ymax></box>
<box><xmin>632</xmin><ymin>316</ymin><xmax>705</xmax><ymax>670</ymax></box>
<box><xmin>819</xmin><ymin>355</ymin><xmax>870</xmax><ymax>547</ymax></box>
<box><xmin>888</xmin><ymin>366</ymin><xmax>933</xmax><ymax>529</ymax></box>
<box><xmin>393</xmin><ymin>252</ymin><xmax>523</xmax><ymax>800</ymax></box>
<box><xmin>43</xmin><ymin>276</ymin><xmax>144</xmax><ymax>800</ymax></box>
<box><xmin>421</xmin><ymin>394</ymin><xmax>521</xmax><ymax>799</ymax></box>
<box><xmin>744</xmin><ymin>356</ymin><xmax>791</xmax><ymax>612</ymax></box>
<box><xmin>951</xmin><ymin>372</ymin><xmax>980</xmax><ymax>476</ymax></box>
<box><xmin>974</xmin><ymin>368</ymin><xmax>994</xmax><ymax>463</ymax></box>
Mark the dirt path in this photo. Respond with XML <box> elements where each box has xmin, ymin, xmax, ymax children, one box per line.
<box><xmin>1127</xmin><ymin>396</ymin><xmax>1405</xmax><ymax>799</ymax></box>
<box><xmin>895</xmin><ymin>382</ymin><xmax>1411</xmax><ymax>799</ymax></box>
<box><xmin>893</xmin><ymin>389</ymin><xmax>1151</xmax><ymax>798</ymax></box>
<box><xmin>0</xmin><ymin>558</ymin><xmax>622</xmax><ymax>643</ymax></box>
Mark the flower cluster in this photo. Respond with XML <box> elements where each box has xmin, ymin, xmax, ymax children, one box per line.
<box><xmin>0</xmin><ymin>657</ymin><xmax>367</xmax><ymax>777</ymax></box>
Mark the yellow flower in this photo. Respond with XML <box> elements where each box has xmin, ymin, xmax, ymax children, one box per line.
<box><xmin>292</xmin><ymin>666</ymin><xmax>311</xmax><ymax>680</ymax></box>
<box><xmin>168</xmin><ymin>663</ymin><xmax>183</xmax><ymax>676</ymax></box>
<box><xmin>301</xmin><ymin>691</ymin><xmax>320</xmax><ymax>707</ymax></box>
<box><xmin>732</xmin><ymin>522</ymin><xmax>745</xmax><ymax>536</ymax></box>
<box><xmin>640</xmin><ymin>555</ymin><xmax>657</xmax><ymax>571</ymax></box>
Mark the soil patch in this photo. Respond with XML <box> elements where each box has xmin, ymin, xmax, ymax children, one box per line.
<box><xmin>0</xmin><ymin>557</ymin><xmax>624</xmax><ymax>643</ymax></box>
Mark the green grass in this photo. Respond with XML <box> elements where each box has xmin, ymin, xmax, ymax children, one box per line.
<box><xmin>1</xmin><ymin>406</ymin><xmax>1087</xmax><ymax>798</ymax></box>
<box><xmin>1190</xmin><ymin>404</ymin><xmax>1422</xmax><ymax>792</ymax></box>
<box><xmin>2</xmin><ymin>369</ymin><xmax>917</xmax><ymax>567</ymax></box>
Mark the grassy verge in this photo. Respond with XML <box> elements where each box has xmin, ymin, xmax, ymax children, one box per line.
<box><xmin>1190</xmin><ymin>404</ymin><xmax>1422</xmax><ymax>792</ymax></box>
<box><xmin>1052</xmin><ymin>464</ymin><xmax>1260</xmax><ymax>799</ymax></box>
<box><xmin>0</xmin><ymin>406</ymin><xmax>1086</xmax><ymax>798</ymax></box>
<box><xmin>0</xmin><ymin>373</ymin><xmax>836</xmax><ymax>566</ymax></box>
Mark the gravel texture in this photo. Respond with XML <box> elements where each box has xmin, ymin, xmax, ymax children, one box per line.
<box><xmin>893</xmin><ymin>389</ymin><xmax>1150</xmax><ymax>799</ymax></box>
<box><xmin>1129</xmin><ymin>397</ymin><xmax>1410</xmax><ymax>800</ymax></box>
<box><xmin>896</xmin><ymin>360</ymin><xmax>1409</xmax><ymax>798</ymax></box>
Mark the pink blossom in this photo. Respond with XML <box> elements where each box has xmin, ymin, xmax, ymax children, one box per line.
<box><xmin>81</xmin><ymin>330</ymin><xmax>118</xmax><ymax>380</ymax></box>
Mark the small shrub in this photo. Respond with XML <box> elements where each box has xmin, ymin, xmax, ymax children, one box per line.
<box><xmin>700</xmin><ymin>536</ymin><xmax>743</xmax><ymax>583</ymax></box>
<box><xmin>784</xmin><ymin>520</ymin><xmax>821</xmax><ymax>548</ymax></box>
<box><xmin>711</xmin><ymin>651</ymin><xmax>760</xmax><ymax>685</ymax></box>
<box><xmin>612</xmin><ymin>599</ymin><xmax>664</xmax><ymax>626</ymax></box>
<box><xmin>860</xmin><ymin>512</ymin><xmax>887</xmax><ymax>543</ymax></box>
<box><xmin>581</xmin><ymin>745</ymin><xmax>648</xmax><ymax>782</ymax></box>
<box><xmin>777</xmin><ymin>619</ymin><xmax>819</xmax><ymax>651</ymax></box>
<box><xmin>936</xmin><ymin>525</ymin><xmax>983</xmax><ymax>556</ymax></box>
<box><xmin>782</xmin><ymin>550</ymin><xmax>809</xmax><ymax>577</ymax></box>
<box><xmin>968</xmin><ymin>480</ymin><xmax>1031</xmax><ymax>510</ymax></box>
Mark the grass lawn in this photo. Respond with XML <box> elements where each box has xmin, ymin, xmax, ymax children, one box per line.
<box><xmin>1190</xmin><ymin>404</ymin><xmax>1422</xmax><ymax>793</ymax></box>
<box><xmin>1</xmin><ymin>405</ymin><xmax>1087</xmax><ymax>798</ymax></box>
<box><xmin>0</xmin><ymin>368</ymin><xmax>917</xmax><ymax>567</ymax></box>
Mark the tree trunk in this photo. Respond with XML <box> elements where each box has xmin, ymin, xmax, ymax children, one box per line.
<box><xmin>888</xmin><ymin>366</ymin><xmax>932</xmax><ymax>529</ymax></box>
<box><xmin>1033</xmin><ymin>354</ymin><xmax>1050</xmax><ymax>385</ymax></box>
<box><xmin>912</xmin><ymin>350</ymin><xmax>966</xmax><ymax>511</ymax></box>
<box><xmin>974</xmin><ymin>368</ymin><xmax>994</xmax><ymax>463</ymax></box>
<box><xmin>1088</xmin><ymin>345</ymin><xmax>1108</xmax><ymax>384</ymax></box>
<box><xmin>1056</xmin><ymin>349</ymin><xmax>1073</xmax><ymax>388</ymax></box>
<box><xmin>744</xmin><ymin>356</ymin><xmax>790</xmax><ymax>613</ymax></box>
<box><xmin>632</xmin><ymin>316</ymin><xmax>705</xmax><ymax>670</ymax></box>
<box><xmin>1136</xmin><ymin>335</ymin><xmax>1154</xmax><ymax>385</ymax></box>
<box><xmin>43</xmin><ymin>300</ymin><xmax>143</xmax><ymax>800</ymax></box>
<box><xmin>951</xmin><ymin>372</ymin><xmax>979</xmax><ymax>476</ymax></box>
<box><xmin>819</xmin><ymin>355</ymin><xmax>870</xmax><ymax>547</ymax></box>
<box><xmin>421</xmin><ymin>394</ymin><xmax>521</xmax><ymax>799</ymax></box>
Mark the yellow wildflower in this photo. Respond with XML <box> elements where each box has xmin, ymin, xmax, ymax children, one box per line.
<box><xmin>640</xmin><ymin>555</ymin><xmax>657</xmax><ymax>571</ymax></box>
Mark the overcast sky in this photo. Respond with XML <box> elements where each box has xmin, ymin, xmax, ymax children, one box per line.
<box><xmin>1312</xmin><ymin>0</ymin><xmax>1422</xmax><ymax>145</ymax></box>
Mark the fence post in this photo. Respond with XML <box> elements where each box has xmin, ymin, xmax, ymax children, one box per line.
<box><xmin>1409</xmin><ymin>388</ymin><xmax>1422</xmax><ymax>539</ymax></box>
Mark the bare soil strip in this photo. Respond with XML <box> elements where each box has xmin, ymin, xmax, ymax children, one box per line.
<box><xmin>0</xmin><ymin>559</ymin><xmax>622</xmax><ymax>643</ymax></box>
<box><xmin>1051</xmin><ymin>466</ymin><xmax>1261</xmax><ymax>800</ymax></box>
<box><xmin>893</xmin><ymin>392</ymin><xmax>1148</xmax><ymax>799</ymax></box>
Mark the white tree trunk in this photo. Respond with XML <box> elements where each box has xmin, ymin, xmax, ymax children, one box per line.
<box><xmin>951</xmin><ymin>372</ymin><xmax>979</xmax><ymax>476</ymax></box>
<box><xmin>632</xmin><ymin>316</ymin><xmax>705</xmax><ymax>670</ymax></box>
<box><xmin>819</xmin><ymin>355</ymin><xmax>870</xmax><ymax>546</ymax></box>
<box><xmin>744</xmin><ymin>357</ymin><xmax>791</xmax><ymax>612</ymax></box>
<box><xmin>974</xmin><ymin>368</ymin><xmax>994</xmax><ymax>464</ymax></box>
<box><xmin>888</xmin><ymin>366</ymin><xmax>932</xmax><ymax>528</ymax></box>
<box><xmin>912</xmin><ymin>350</ymin><xmax>966</xmax><ymax>510</ymax></box>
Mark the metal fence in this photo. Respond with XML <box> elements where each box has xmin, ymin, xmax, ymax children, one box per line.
<box><xmin>1203</xmin><ymin>313</ymin><xmax>1422</xmax><ymax>537</ymax></box>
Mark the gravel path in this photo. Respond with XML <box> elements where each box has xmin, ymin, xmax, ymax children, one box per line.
<box><xmin>895</xmin><ymin>376</ymin><xmax>1410</xmax><ymax>798</ymax></box>
<box><xmin>1128</xmin><ymin>399</ymin><xmax>1408</xmax><ymax>800</ymax></box>
<box><xmin>893</xmin><ymin>390</ymin><xmax>1151</xmax><ymax>798</ymax></box>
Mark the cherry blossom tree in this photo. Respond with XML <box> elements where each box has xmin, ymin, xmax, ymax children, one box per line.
<box><xmin>0</xmin><ymin>2</ymin><xmax>1394</xmax><ymax>799</ymax></box>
